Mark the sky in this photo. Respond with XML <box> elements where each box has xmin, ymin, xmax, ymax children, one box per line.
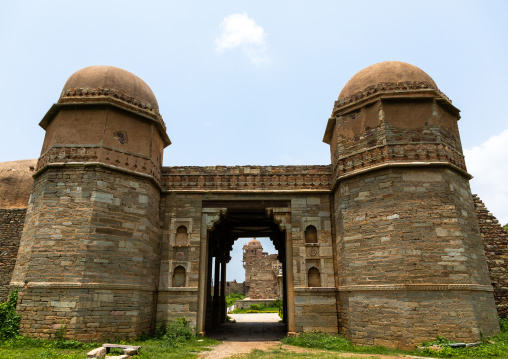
<box><xmin>1</xmin><ymin>1</ymin><xmax>507</xmax><ymax>282</ymax></box>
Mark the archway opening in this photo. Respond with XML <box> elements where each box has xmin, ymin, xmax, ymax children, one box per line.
<box><xmin>201</xmin><ymin>203</ymin><xmax>288</xmax><ymax>339</ymax></box>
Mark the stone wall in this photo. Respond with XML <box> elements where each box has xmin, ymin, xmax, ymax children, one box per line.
<box><xmin>11</xmin><ymin>166</ymin><xmax>161</xmax><ymax>340</ymax></box>
<box><xmin>156</xmin><ymin>192</ymin><xmax>203</xmax><ymax>324</ymax></box>
<box><xmin>226</xmin><ymin>280</ymin><xmax>244</xmax><ymax>294</ymax></box>
<box><xmin>0</xmin><ymin>208</ymin><xmax>26</xmax><ymax>301</ymax></box>
<box><xmin>247</xmin><ymin>253</ymin><xmax>280</xmax><ymax>299</ymax></box>
<box><xmin>334</xmin><ymin>167</ymin><xmax>499</xmax><ymax>348</ymax></box>
<box><xmin>294</xmin><ymin>288</ymin><xmax>337</xmax><ymax>333</ymax></box>
<box><xmin>473</xmin><ymin>195</ymin><xmax>508</xmax><ymax>318</ymax></box>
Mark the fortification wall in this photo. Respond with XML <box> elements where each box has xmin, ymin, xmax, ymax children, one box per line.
<box><xmin>11</xmin><ymin>166</ymin><xmax>161</xmax><ymax>340</ymax></box>
<box><xmin>0</xmin><ymin>208</ymin><xmax>26</xmax><ymax>301</ymax></box>
<box><xmin>473</xmin><ymin>195</ymin><xmax>508</xmax><ymax>318</ymax></box>
<box><xmin>335</xmin><ymin>167</ymin><xmax>499</xmax><ymax>348</ymax></box>
<box><xmin>248</xmin><ymin>254</ymin><xmax>280</xmax><ymax>299</ymax></box>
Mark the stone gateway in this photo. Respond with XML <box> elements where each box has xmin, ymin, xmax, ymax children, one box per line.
<box><xmin>1</xmin><ymin>62</ymin><xmax>507</xmax><ymax>348</ymax></box>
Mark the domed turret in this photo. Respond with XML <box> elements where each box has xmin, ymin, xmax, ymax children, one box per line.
<box><xmin>58</xmin><ymin>65</ymin><xmax>159</xmax><ymax>113</ymax></box>
<box><xmin>327</xmin><ymin>61</ymin><xmax>452</xmax><ymax>122</ymax></box>
<box><xmin>327</xmin><ymin>61</ymin><xmax>498</xmax><ymax>347</ymax></box>
<box><xmin>323</xmin><ymin>60</ymin><xmax>464</xmax><ymax>176</ymax></box>
<box><xmin>338</xmin><ymin>61</ymin><xmax>437</xmax><ymax>100</ymax></box>
<box><xmin>36</xmin><ymin>65</ymin><xmax>170</xmax><ymax>181</ymax></box>
<box><xmin>12</xmin><ymin>65</ymin><xmax>168</xmax><ymax>340</ymax></box>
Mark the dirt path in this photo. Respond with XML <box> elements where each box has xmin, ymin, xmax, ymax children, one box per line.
<box><xmin>197</xmin><ymin>313</ymin><xmax>434</xmax><ymax>359</ymax></box>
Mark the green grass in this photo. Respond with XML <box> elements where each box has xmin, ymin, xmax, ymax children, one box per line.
<box><xmin>229</xmin><ymin>347</ymin><xmax>373</xmax><ymax>358</ymax></box>
<box><xmin>0</xmin><ymin>336</ymin><xmax>219</xmax><ymax>359</ymax></box>
<box><xmin>229</xmin><ymin>306</ymin><xmax>279</xmax><ymax>314</ymax></box>
<box><xmin>280</xmin><ymin>318</ymin><xmax>508</xmax><ymax>358</ymax></box>
<box><xmin>229</xmin><ymin>300</ymin><xmax>281</xmax><ymax>314</ymax></box>
<box><xmin>0</xmin><ymin>317</ymin><xmax>220</xmax><ymax>359</ymax></box>
<box><xmin>282</xmin><ymin>332</ymin><xmax>400</xmax><ymax>356</ymax></box>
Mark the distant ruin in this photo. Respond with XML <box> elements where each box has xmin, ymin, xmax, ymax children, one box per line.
<box><xmin>242</xmin><ymin>238</ymin><xmax>282</xmax><ymax>299</ymax></box>
<box><xmin>1</xmin><ymin>62</ymin><xmax>507</xmax><ymax>348</ymax></box>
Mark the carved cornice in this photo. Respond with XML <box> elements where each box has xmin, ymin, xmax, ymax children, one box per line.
<box><xmin>59</xmin><ymin>88</ymin><xmax>162</xmax><ymax>121</ymax></box>
<box><xmin>332</xmin><ymin>143</ymin><xmax>467</xmax><ymax>186</ymax></box>
<box><xmin>36</xmin><ymin>144</ymin><xmax>162</xmax><ymax>184</ymax></box>
<box><xmin>162</xmin><ymin>166</ymin><xmax>332</xmax><ymax>192</ymax></box>
<box><xmin>333</xmin><ymin>81</ymin><xmax>451</xmax><ymax>115</ymax></box>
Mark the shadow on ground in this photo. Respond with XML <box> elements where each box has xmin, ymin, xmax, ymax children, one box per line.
<box><xmin>206</xmin><ymin>313</ymin><xmax>285</xmax><ymax>342</ymax></box>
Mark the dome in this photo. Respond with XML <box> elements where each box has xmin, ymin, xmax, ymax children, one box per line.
<box><xmin>58</xmin><ymin>65</ymin><xmax>159</xmax><ymax>111</ymax></box>
<box><xmin>0</xmin><ymin>159</ymin><xmax>37</xmax><ymax>208</ymax></box>
<box><xmin>338</xmin><ymin>61</ymin><xmax>438</xmax><ymax>101</ymax></box>
<box><xmin>247</xmin><ymin>238</ymin><xmax>262</xmax><ymax>248</ymax></box>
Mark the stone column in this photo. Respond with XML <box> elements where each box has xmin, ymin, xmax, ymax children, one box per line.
<box><xmin>220</xmin><ymin>260</ymin><xmax>227</xmax><ymax>323</ymax></box>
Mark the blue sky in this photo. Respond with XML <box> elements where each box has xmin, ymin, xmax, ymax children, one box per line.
<box><xmin>1</xmin><ymin>1</ymin><xmax>507</xmax><ymax>282</ymax></box>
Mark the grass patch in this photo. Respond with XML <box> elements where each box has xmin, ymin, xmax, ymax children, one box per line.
<box><xmin>229</xmin><ymin>306</ymin><xmax>279</xmax><ymax>314</ymax></box>
<box><xmin>282</xmin><ymin>332</ymin><xmax>398</xmax><ymax>355</ymax></box>
<box><xmin>0</xmin><ymin>317</ymin><xmax>219</xmax><ymax>359</ymax></box>
<box><xmin>281</xmin><ymin>318</ymin><xmax>508</xmax><ymax>358</ymax></box>
<box><xmin>229</xmin><ymin>299</ymin><xmax>281</xmax><ymax>314</ymax></box>
<box><xmin>229</xmin><ymin>347</ymin><xmax>369</xmax><ymax>358</ymax></box>
<box><xmin>415</xmin><ymin>319</ymin><xmax>508</xmax><ymax>358</ymax></box>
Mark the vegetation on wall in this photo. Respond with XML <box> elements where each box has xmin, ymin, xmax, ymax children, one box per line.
<box><xmin>0</xmin><ymin>290</ymin><xmax>20</xmax><ymax>340</ymax></box>
<box><xmin>226</xmin><ymin>292</ymin><xmax>245</xmax><ymax>307</ymax></box>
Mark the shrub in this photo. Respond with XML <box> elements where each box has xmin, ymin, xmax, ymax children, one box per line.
<box><xmin>226</xmin><ymin>292</ymin><xmax>245</xmax><ymax>307</ymax></box>
<box><xmin>0</xmin><ymin>289</ymin><xmax>21</xmax><ymax>340</ymax></box>
<box><xmin>271</xmin><ymin>298</ymin><xmax>282</xmax><ymax>308</ymax></box>
<box><xmin>155</xmin><ymin>317</ymin><xmax>194</xmax><ymax>348</ymax></box>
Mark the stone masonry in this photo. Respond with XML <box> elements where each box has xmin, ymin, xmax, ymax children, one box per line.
<box><xmin>242</xmin><ymin>239</ymin><xmax>281</xmax><ymax>299</ymax></box>
<box><xmin>0</xmin><ymin>62</ymin><xmax>505</xmax><ymax>348</ymax></box>
<box><xmin>0</xmin><ymin>209</ymin><xmax>26</xmax><ymax>301</ymax></box>
<box><xmin>473</xmin><ymin>195</ymin><xmax>508</xmax><ymax>318</ymax></box>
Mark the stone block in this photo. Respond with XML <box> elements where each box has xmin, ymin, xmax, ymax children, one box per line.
<box><xmin>86</xmin><ymin>347</ymin><xmax>106</xmax><ymax>359</ymax></box>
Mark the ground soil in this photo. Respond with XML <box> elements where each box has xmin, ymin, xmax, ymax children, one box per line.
<box><xmin>197</xmin><ymin>313</ymin><xmax>434</xmax><ymax>359</ymax></box>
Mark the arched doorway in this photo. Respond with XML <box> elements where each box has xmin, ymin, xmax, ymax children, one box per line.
<box><xmin>195</xmin><ymin>200</ymin><xmax>294</xmax><ymax>336</ymax></box>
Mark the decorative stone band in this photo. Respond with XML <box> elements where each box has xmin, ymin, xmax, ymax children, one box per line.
<box><xmin>332</xmin><ymin>143</ymin><xmax>467</xmax><ymax>180</ymax></box>
<box><xmin>34</xmin><ymin>162</ymin><xmax>163</xmax><ymax>191</ymax></box>
<box><xmin>36</xmin><ymin>144</ymin><xmax>162</xmax><ymax>184</ymax></box>
<box><xmin>59</xmin><ymin>88</ymin><xmax>162</xmax><ymax>121</ymax></box>
<box><xmin>332</xmin><ymin>161</ymin><xmax>471</xmax><ymax>191</ymax></box>
<box><xmin>338</xmin><ymin>284</ymin><xmax>494</xmax><ymax>292</ymax></box>
<box><xmin>333</xmin><ymin>81</ymin><xmax>451</xmax><ymax>115</ymax></box>
<box><xmin>294</xmin><ymin>287</ymin><xmax>336</xmax><ymax>292</ymax></box>
<box><xmin>162</xmin><ymin>166</ymin><xmax>332</xmax><ymax>192</ymax></box>
<box><xmin>10</xmin><ymin>281</ymin><xmax>154</xmax><ymax>292</ymax></box>
<box><xmin>158</xmin><ymin>287</ymin><xmax>199</xmax><ymax>292</ymax></box>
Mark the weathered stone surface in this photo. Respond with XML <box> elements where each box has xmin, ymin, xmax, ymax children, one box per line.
<box><xmin>473</xmin><ymin>195</ymin><xmax>508</xmax><ymax>318</ymax></box>
<box><xmin>86</xmin><ymin>347</ymin><xmax>106</xmax><ymax>359</ymax></box>
<box><xmin>0</xmin><ymin>208</ymin><xmax>25</xmax><ymax>301</ymax></box>
<box><xmin>0</xmin><ymin>62</ymin><xmax>505</xmax><ymax>350</ymax></box>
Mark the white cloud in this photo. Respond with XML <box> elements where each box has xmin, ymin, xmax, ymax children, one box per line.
<box><xmin>214</xmin><ymin>13</ymin><xmax>269</xmax><ymax>65</ymax></box>
<box><xmin>464</xmin><ymin>128</ymin><xmax>508</xmax><ymax>225</ymax></box>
